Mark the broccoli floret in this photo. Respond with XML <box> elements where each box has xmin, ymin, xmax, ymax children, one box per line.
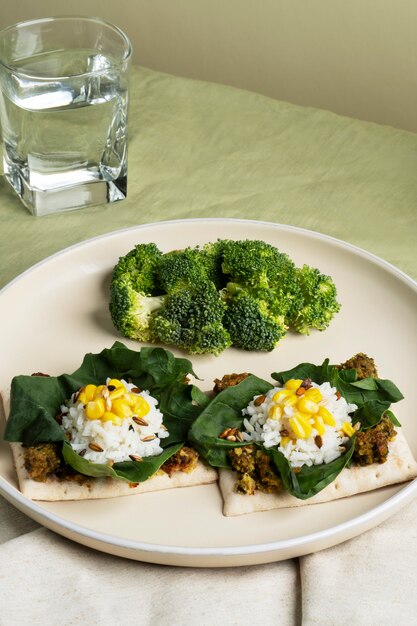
<box><xmin>109</xmin><ymin>276</ymin><xmax>164</xmax><ymax>341</ymax></box>
<box><xmin>109</xmin><ymin>243</ymin><xmax>165</xmax><ymax>341</ymax></box>
<box><xmin>111</xmin><ymin>243</ymin><xmax>163</xmax><ymax>295</ymax></box>
<box><xmin>288</xmin><ymin>265</ymin><xmax>341</xmax><ymax>334</ymax></box>
<box><xmin>199</xmin><ymin>240</ymin><xmax>227</xmax><ymax>288</ymax></box>
<box><xmin>151</xmin><ymin>281</ymin><xmax>231</xmax><ymax>355</ymax></box>
<box><xmin>222</xmin><ymin>287</ymin><xmax>287</xmax><ymax>351</ymax></box>
<box><xmin>157</xmin><ymin>247</ymin><xmax>215</xmax><ymax>292</ymax></box>
<box><xmin>220</xmin><ymin>239</ymin><xmax>297</xmax><ymax>291</ymax></box>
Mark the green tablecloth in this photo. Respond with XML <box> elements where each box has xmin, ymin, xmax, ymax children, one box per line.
<box><xmin>1</xmin><ymin>66</ymin><xmax>416</xmax><ymax>289</ymax></box>
<box><xmin>1</xmin><ymin>66</ymin><xmax>417</xmax><ymax>625</ymax></box>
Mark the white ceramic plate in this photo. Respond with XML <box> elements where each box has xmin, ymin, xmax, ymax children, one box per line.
<box><xmin>1</xmin><ymin>218</ymin><xmax>416</xmax><ymax>567</ymax></box>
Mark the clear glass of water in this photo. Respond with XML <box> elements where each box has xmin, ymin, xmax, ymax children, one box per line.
<box><xmin>0</xmin><ymin>16</ymin><xmax>131</xmax><ymax>216</ymax></box>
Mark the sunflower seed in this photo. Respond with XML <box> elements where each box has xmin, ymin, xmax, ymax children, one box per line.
<box><xmin>141</xmin><ymin>434</ymin><xmax>156</xmax><ymax>442</ymax></box>
<box><xmin>132</xmin><ymin>416</ymin><xmax>149</xmax><ymax>427</ymax></box>
<box><xmin>129</xmin><ymin>454</ymin><xmax>143</xmax><ymax>462</ymax></box>
<box><xmin>314</xmin><ymin>435</ymin><xmax>323</xmax><ymax>448</ymax></box>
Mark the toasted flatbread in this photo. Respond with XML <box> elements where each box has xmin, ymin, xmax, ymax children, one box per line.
<box><xmin>11</xmin><ymin>443</ymin><xmax>218</xmax><ymax>501</ymax></box>
<box><xmin>219</xmin><ymin>429</ymin><xmax>417</xmax><ymax>516</ymax></box>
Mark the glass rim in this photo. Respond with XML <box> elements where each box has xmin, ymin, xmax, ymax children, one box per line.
<box><xmin>0</xmin><ymin>15</ymin><xmax>132</xmax><ymax>79</ymax></box>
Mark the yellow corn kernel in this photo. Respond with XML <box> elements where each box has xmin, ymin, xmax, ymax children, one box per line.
<box><xmin>111</xmin><ymin>398</ymin><xmax>133</xmax><ymax>419</ymax></box>
<box><xmin>268</xmin><ymin>404</ymin><xmax>283</xmax><ymax>421</ymax></box>
<box><xmin>94</xmin><ymin>385</ymin><xmax>106</xmax><ymax>398</ymax></box>
<box><xmin>290</xmin><ymin>414</ymin><xmax>313</xmax><ymax>439</ymax></box>
<box><xmin>283</xmin><ymin>394</ymin><xmax>298</xmax><ymax>407</ymax></box>
<box><xmin>107</xmin><ymin>378</ymin><xmax>125</xmax><ymax>389</ymax></box>
<box><xmin>102</xmin><ymin>411</ymin><xmax>123</xmax><ymax>425</ymax></box>
<box><xmin>132</xmin><ymin>396</ymin><xmax>150</xmax><ymax>418</ymax></box>
<box><xmin>125</xmin><ymin>393</ymin><xmax>136</xmax><ymax>406</ymax></box>
<box><xmin>280</xmin><ymin>436</ymin><xmax>291</xmax><ymax>447</ymax></box>
<box><xmin>313</xmin><ymin>415</ymin><xmax>326</xmax><ymax>436</ymax></box>
<box><xmin>341</xmin><ymin>421</ymin><xmax>355</xmax><ymax>437</ymax></box>
<box><xmin>318</xmin><ymin>406</ymin><xmax>336</xmax><ymax>426</ymax></box>
<box><xmin>272</xmin><ymin>389</ymin><xmax>292</xmax><ymax>404</ymax></box>
<box><xmin>77</xmin><ymin>391</ymin><xmax>87</xmax><ymax>405</ymax></box>
<box><xmin>284</xmin><ymin>379</ymin><xmax>303</xmax><ymax>391</ymax></box>
<box><xmin>304</xmin><ymin>387</ymin><xmax>323</xmax><ymax>403</ymax></box>
<box><xmin>85</xmin><ymin>398</ymin><xmax>105</xmax><ymax>420</ymax></box>
<box><xmin>297</xmin><ymin>396</ymin><xmax>319</xmax><ymax>414</ymax></box>
<box><xmin>109</xmin><ymin>386</ymin><xmax>126</xmax><ymax>401</ymax></box>
<box><xmin>84</xmin><ymin>384</ymin><xmax>97</xmax><ymax>401</ymax></box>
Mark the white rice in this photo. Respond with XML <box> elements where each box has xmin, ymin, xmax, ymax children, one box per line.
<box><xmin>61</xmin><ymin>379</ymin><xmax>169</xmax><ymax>464</ymax></box>
<box><xmin>241</xmin><ymin>381</ymin><xmax>357</xmax><ymax>468</ymax></box>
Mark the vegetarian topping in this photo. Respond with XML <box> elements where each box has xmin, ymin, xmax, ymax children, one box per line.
<box><xmin>353</xmin><ymin>415</ymin><xmax>396</xmax><ymax>465</ymax></box>
<box><xmin>337</xmin><ymin>352</ymin><xmax>378</xmax><ymax>380</ymax></box>
<box><xmin>229</xmin><ymin>446</ymin><xmax>282</xmax><ymax>494</ymax></box>
<box><xmin>240</xmin><ymin>378</ymin><xmax>358</xmax><ymax>468</ymax></box>
<box><xmin>213</xmin><ymin>372</ymin><xmax>250</xmax><ymax>394</ymax></box>
<box><xmin>160</xmin><ymin>446</ymin><xmax>199</xmax><ymax>476</ymax></box>
<box><xmin>61</xmin><ymin>378</ymin><xmax>169</xmax><ymax>465</ymax></box>
<box><xmin>109</xmin><ymin>239</ymin><xmax>341</xmax><ymax>355</ymax></box>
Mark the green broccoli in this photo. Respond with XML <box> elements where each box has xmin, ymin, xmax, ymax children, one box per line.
<box><xmin>111</xmin><ymin>242</ymin><xmax>163</xmax><ymax>294</ymax></box>
<box><xmin>109</xmin><ymin>239</ymin><xmax>341</xmax><ymax>355</ymax></box>
<box><xmin>288</xmin><ymin>265</ymin><xmax>341</xmax><ymax>334</ymax></box>
<box><xmin>151</xmin><ymin>281</ymin><xmax>231</xmax><ymax>355</ymax></box>
<box><xmin>220</xmin><ymin>239</ymin><xmax>297</xmax><ymax>291</ymax></box>
<box><xmin>109</xmin><ymin>276</ymin><xmax>164</xmax><ymax>342</ymax></box>
<box><xmin>109</xmin><ymin>243</ymin><xmax>165</xmax><ymax>341</ymax></box>
<box><xmin>199</xmin><ymin>240</ymin><xmax>227</xmax><ymax>288</ymax></box>
<box><xmin>222</xmin><ymin>286</ymin><xmax>287</xmax><ymax>351</ymax></box>
<box><xmin>157</xmin><ymin>247</ymin><xmax>214</xmax><ymax>292</ymax></box>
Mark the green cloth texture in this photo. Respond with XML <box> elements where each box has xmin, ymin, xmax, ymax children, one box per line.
<box><xmin>1</xmin><ymin>65</ymin><xmax>416</xmax><ymax>288</ymax></box>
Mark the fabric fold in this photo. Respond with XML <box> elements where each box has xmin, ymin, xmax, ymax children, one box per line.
<box><xmin>300</xmin><ymin>496</ymin><xmax>417</xmax><ymax>625</ymax></box>
<box><xmin>0</xmin><ymin>528</ymin><xmax>300</xmax><ymax>626</ymax></box>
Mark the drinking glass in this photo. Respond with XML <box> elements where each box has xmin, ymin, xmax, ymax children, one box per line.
<box><xmin>0</xmin><ymin>16</ymin><xmax>131</xmax><ymax>216</ymax></box>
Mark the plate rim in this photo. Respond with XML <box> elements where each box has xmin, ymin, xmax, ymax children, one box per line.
<box><xmin>1</xmin><ymin>217</ymin><xmax>416</xmax><ymax>560</ymax></box>
<box><xmin>0</xmin><ymin>473</ymin><xmax>416</xmax><ymax>557</ymax></box>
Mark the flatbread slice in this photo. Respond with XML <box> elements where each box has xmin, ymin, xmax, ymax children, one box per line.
<box><xmin>219</xmin><ymin>429</ymin><xmax>417</xmax><ymax>516</ymax></box>
<box><xmin>11</xmin><ymin>443</ymin><xmax>218</xmax><ymax>501</ymax></box>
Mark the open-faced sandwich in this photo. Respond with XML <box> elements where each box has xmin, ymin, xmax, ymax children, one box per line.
<box><xmin>189</xmin><ymin>354</ymin><xmax>417</xmax><ymax>516</ymax></box>
<box><xmin>4</xmin><ymin>342</ymin><xmax>217</xmax><ymax>500</ymax></box>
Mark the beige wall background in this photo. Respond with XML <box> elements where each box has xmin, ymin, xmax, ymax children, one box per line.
<box><xmin>1</xmin><ymin>0</ymin><xmax>416</xmax><ymax>132</ymax></box>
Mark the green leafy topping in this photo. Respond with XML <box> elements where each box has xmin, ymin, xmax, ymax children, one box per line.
<box><xmin>190</xmin><ymin>359</ymin><xmax>403</xmax><ymax>499</ymax></box>
<box><xmin>5</xmin><ymin>342</ymin><xmax>210</xmax><ymax>482</ymax></box>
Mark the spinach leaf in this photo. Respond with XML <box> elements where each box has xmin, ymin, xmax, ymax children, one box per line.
<box><xmin>189</xmin><ymin>375</ymin><xmax>273</xmax><ymax>467</ymax></box>
<box><xmin>62</xmin><ymin>441</ymin><xmax>183</xmax><ymax>482</ymax></box>
<box><xmin>353</xmin><ymin>402</ymin><xmax>401</xmax><ymax>430</ymax></box>
<box><xmin>265</xmin><ymin>437</ymin><xmax>356</xmax><ymax>500</ymax></box>
<box><xmin>5</xmin><ymin>342</ymin><xmax>209</xmax><ymax>480</ymax></box>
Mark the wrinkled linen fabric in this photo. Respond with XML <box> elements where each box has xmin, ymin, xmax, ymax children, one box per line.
<box><xmin>300</xmin><ymin>498</ymin><xmax>417</xmax><ymax>625</ymax></box>
<box><xmin>0</xmin><ymin>66</ymin><xmax>416</xmax><ymax>626</ymax></box>
<box><xmin>0</xmin><ymin>528</ymin><xmax>299</xmax><ymax>626</ymax></box>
